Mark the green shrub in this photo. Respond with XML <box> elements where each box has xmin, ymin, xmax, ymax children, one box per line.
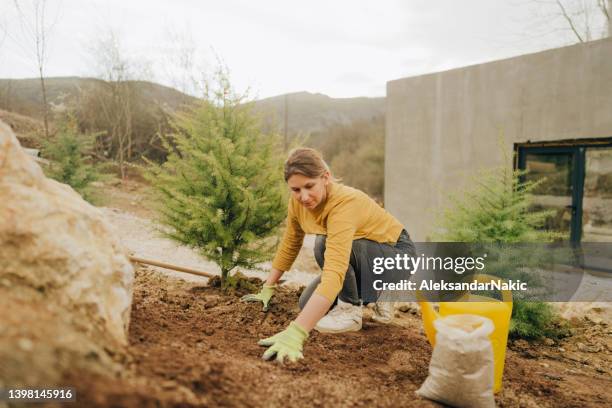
<box><xmin>41</xmin><ymin>117</ymin><xmax>102</xmax><ymax>203</ymax></box>
<box><xmin>435</xmin><ymin>149</ymin><xmax>569</xmax><ymax>340</ymax></box>
<box><xmin>146</xmin><ymin>71</ymin><xmax>287</xmax><ymax>287</ymax></box>
<box><xmin>509</xmin><ymin>301</ymin><xmax>570</xmax><ymax>340</ymax></box>
<box><xmin>433</xmin><ymin>164</ymin><xmax>561</xmax><ymax>243</ymax></box>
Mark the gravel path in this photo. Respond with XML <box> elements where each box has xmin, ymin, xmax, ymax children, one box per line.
<box><xmin>100</xmin><ymin>207</ymin><xmax>318</xmax><ymax>287</ymax></box>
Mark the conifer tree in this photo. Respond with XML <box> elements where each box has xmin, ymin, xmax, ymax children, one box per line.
<box><xmin>41</xmin><ymin>115</ymin><xmax>101</xmax><ymax>203</ymax></box>
<box><xmin>146</xmin><ymin>72</ymin><xmax>287</xmax><ymax>287</ymax></box>
<box><xmin>435</xmin><ymin>165</ymin><xmax>560</xmax><ymax>243</ymax></box>
<box><xmin>435</xmin><ymin>151</ymin><xmax>569</xmax><ymax>339</ymax></box>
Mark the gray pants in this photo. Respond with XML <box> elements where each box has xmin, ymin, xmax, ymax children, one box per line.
<box><xmin>298</xmin><ymin>229</ymin><xmax>415</xmax><ymax>309</ymax></box>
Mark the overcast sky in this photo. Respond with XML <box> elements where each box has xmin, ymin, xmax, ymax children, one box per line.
<box><xmin>0</xmin><ymin>0</ymin><xmax>594</xmax><ymax>99</ymax></box>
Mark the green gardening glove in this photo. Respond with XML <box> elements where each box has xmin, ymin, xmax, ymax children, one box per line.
<box><xmin>241</xmin><ymin>284</ymin><xmax>275</xmax><ymax>311</ymax></box>
<box><xmin>258</xmin><ymin>321</ymin><xmax>309</xmax><ymax>363</ymax></box>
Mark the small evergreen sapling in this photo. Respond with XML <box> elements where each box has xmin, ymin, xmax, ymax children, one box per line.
<box><xmin>434</xmin><ymin>165</ymin><xmax>560</xmax><ymax>243</ymax></box>
<box><xmin>435</xmin><ymin>152</ymin><xmax>569</xmax><ymax>340</ymax></box>
<box><xmin>146</xmin><ymin>75</ymin><xmax>287</xmax><ymax>287</ymax></box>
<box><xmin>41</xmin><ymin>116</ymin><xmax>101</xmax><ymax>203</ymax></box>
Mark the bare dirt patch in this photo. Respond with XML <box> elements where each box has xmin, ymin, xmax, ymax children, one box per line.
<box><xmin>60</xmin><ymin>266</ymin><xmax>611</xmax><ymax>407</ymax></box>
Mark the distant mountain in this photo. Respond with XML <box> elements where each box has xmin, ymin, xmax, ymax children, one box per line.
<box><xmin>254</xmin><ymin>91</ymin><xmax>385</xmax><ymax>135</ymax></box>
<box><xmin>0</xmin><ymin>77</ymin><xmax>196</xmax><ymax>118</ymax></box>
<box><xmin>0</xmin><ymin>77</ymin><xmax>385</xmax><ymax>136</ymax></box>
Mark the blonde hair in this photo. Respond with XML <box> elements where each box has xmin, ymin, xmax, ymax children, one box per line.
<box><xmin>284</xmin><ymin>147</ymin><xmax>338</xmax><ymax>182</ymax></box>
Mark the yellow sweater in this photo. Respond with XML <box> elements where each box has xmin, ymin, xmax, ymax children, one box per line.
<box><xmin>271</xmin><ymin>182</ymin><xmax>404</xmax><ymax>302</ymax></box>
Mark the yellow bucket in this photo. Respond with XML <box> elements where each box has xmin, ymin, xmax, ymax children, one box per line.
<box><xmin>418</xmin><ymin>274</ymin><xmax>513</xmax><ymax>393</ymax></box>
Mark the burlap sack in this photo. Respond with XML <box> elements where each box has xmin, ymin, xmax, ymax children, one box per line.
<box><xmin>416</xmin><ymin>314</ymin><xmax>496</xmax><ymax>408</ymax></box>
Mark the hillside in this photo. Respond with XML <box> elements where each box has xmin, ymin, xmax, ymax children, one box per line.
<box><xmin>0</xmin><ymin>77</ymin><xmax>196</xmax><ymax>119</ymax></box>
<box><xmin>0</xmin><ymin>109</ymin><xmax>44</xmax><ymax>148</ymax></box>
<box><xmin>0</xmin><ymin>77</ymin><xmax>385</xmax><ymax>136</ymax></box>
<box><xmin>254</xmin><ymin>91</ymin><xmax>385</xmax><ymax>134</ymax></box>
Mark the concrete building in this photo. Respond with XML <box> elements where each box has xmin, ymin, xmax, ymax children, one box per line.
<box><xmin>386</xmin><ymin>38</ymin><xmax>612</xmax><ymax>243</ymax></box>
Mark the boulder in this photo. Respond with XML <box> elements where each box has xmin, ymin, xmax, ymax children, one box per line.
<box><xmin>0</xmin><ymin>120</ymin><xmax>134</xmax><ymax>386</ymax></box>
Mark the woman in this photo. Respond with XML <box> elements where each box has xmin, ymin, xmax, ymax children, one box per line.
<box><xmin>242</xmin><ymin>147</ymin><xmax>415</xmax><ymax>363</ymax></box>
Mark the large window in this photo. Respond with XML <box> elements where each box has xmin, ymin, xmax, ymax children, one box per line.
<box><xmin>583</xmin><ymin>147</ymin><xmax>612</xmax><ymax>242</ymax></box>
<box><xmin>517</xmin><ymin>140</ymin><xmax>612</xmax><ymax>244</ymax></box>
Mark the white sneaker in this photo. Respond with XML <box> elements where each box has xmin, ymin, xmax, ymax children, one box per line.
<box><xmin>314</xmin><ymin>299</ymin><xmax>362</xmax><ymax>333</ymax></box>
<box><xmin>372</xmin><ymin>301</ymin><xmax>394</xmax><ymax>324</ymax></box>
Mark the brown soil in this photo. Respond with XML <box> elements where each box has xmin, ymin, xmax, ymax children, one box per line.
<box><xmin>56</xmin><ymin>266</ymin><xmax>611</xmax><ymax>408</ymax></box>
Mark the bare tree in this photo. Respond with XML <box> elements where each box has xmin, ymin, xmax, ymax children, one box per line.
<box><xmin>0</xmin><ymin>15</ymin><xmax>11</xmax><ymax>111</ymax></box>
<box><xmin>11</xmin><ymin>0</ymin><xmax>59</xmax><ymax>138</ymax></box>
<box><xmin>88</xmin><ymin>31</ymin><xmax>136</xmax><ymax>180</ymax></box>
<box><xmin>0</xmin><ymin>18</ymin><xmax>7</xmax><ymax>49</ymax></box>
<box><xmin>601</xmin><ymin>0</ymin><xmax>611</xmax><ymax>37</ymax></box>
<box><xmin>528</xmin><ymin>0</ymin><xmax>611</xmax><ymax>43</ymax></box>
<box><xmin>0</xmin><ymin>80</ymin><xmax>14</xmax><ymax>111</ymax></box>
<box><xmin>556</xmin><ymin>0</ymin><xmax>610</xmax><ymax>41</ymax></box>
<box><xmin>159</xmin><ymin>26</ymin><xmax>209</xmax><ymax>98</ymax></box>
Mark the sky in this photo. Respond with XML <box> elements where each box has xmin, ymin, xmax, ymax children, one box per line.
<box><xmin>0</xmin><ymin>0</ymin><xmax>600</xmax><ymax>99</ymax></box>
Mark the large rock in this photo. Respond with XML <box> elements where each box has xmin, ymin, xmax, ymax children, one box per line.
<box><xmin>0</xmin><ymin>120</ymin><xmax>134</xmax><ymax>386</ymax></box>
